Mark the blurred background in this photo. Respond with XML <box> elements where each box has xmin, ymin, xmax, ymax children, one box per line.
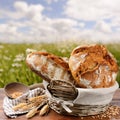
<box><xmin>0</xmin><ymin>0</ymin><xmax>120</xmax><ymax>87</ymax></box>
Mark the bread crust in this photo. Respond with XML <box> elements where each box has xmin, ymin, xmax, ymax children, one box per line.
<box><xmin>26</xmin><ymin>52</ymin><xmax>74</xmax><ymax>84</ymax></box>
<box><xmin>69</xmin><ymin>44</ymin><xmax>119</xmax><ymax>88</ymax></box>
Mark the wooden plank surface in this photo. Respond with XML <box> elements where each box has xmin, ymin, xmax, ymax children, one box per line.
<box><xmin>0</xmin><ymin>88</ymin><xmax>120</xmax><ymax>120</ymax></box>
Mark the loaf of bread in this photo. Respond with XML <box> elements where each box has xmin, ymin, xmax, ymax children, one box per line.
<box><xmin>26</xmin><ymin>52</ymin><xmax>74</xmax><ymax>84</ymax></box>
<box><xmin>69</xmin><ymin>44</ymin><xmax>119</xmax><ymax>88</ymax></box>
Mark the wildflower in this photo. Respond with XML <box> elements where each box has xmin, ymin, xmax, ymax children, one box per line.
<box><xmin>0</xmin><ymin>69</ymin><xmax>4</xmax><ymax>73</ymax></box>
<box><xmin>60</xmin><ymin>49</ymin><xmax>66</xmax><ymax>53</ymax></box>
<box><xmin>12</xmin><ymin>63</ymin><xmax>22</xmax><ymax>68</ymax></box>
<box><xmin>14</xmin><ymin>53</ymin><xmax>25</xmax><ymax>62</ymax></box>
<box><xmin>9</xmin><ymin>68</ymin><xmax>15</xmax><ymax>72</ymax></box>
<box><xmin>26</xmin><ymin>48</ymin><xmax>37</xmax><ymax>55</ymax></box>
<box><xmin>0</xmin><ymin>45</ymin><xmax>4</xmax><ymax>49</ymax></box>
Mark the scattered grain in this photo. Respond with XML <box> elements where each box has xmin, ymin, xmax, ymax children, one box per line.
<box><xmin>89</xmin><ymin>105</ymin><xmax>120</xmax><ymax>119</ymax></box>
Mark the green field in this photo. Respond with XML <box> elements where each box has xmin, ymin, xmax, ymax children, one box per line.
<box><xmin>0</xmin><ymin>42</ymin><xmax>120</xmax><ymax>88</ymax></box>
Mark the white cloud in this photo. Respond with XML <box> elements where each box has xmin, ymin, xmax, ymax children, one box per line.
<box><xmin>27</xmin><ymin>17</ymin><xmax>79</xmax><ymax>42</ymax></box>
<box><xmin>51</xmin><ymin>18</ymin><xmax>77</xmax><ymax>32</ymax></box>
<box><xmin>0</xmin><ymin>23</ymin><xmax>17</xmax><ymax>34</ymax></box>
<box><xmin>64</xmin><ymin>0</ymin><xmax>120</xmax><ymax>21</ymax></box>
<box><xmin>78</xmin><ymin>22</ymin><xmax>85</xmax><ymax>28</ymax></box>
<box><xmin>0</xmin><ymin>0</ymin><xmax>120</xmax><ymax>43</ymax></box>
<box><xmin>0</xmin><ymin>1</ymin><xmax>79</xmax><ymax>43</ymax></box>
<box><xmin>2</xmin><ymin>1</ymin><xmax>44</xmax><ymax>20</ymax></box>
<box><xmin>14</xmin><ymin>1</ymin><xmax>28</xmax><ymax>13</ymax></box>
<box><xmin>110</xmin><ymin>18</ymin><xmax>120</xmax><ymax>28</ymax></box>
<box><xmin>73</xmin><ymin>28</ymin><xmax>120</xmax><ymax>43</ymax></box>
<box><xmin>94</xmin><ymin>21</ymin><xmax>112</xmax><ymax>33</ymax></box>
<box><xmin>45</xmin><ymin>0</ymin><xmax>58</xmax><ymax>4</ymax></box>
<box><xmin>116</xmin><ymin>27</ymin><xmax>120</xmax><ymax>32</ymax></box>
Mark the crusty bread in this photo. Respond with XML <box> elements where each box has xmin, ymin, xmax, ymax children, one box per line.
<box><xmin>69</xmin><ymin>44</ymin><xmax>119</xmax><ymax>88</ymax></box>
<box><xmin>26</xmin><ymin>52</ymin><xmax>74</xmax><ymax>84</ymax></box>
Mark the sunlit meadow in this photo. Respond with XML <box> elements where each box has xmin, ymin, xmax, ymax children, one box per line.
<box><xmin>0</xmin><ymin>42</ymin><xmax>120</xmax><ymax>88</ymax></box>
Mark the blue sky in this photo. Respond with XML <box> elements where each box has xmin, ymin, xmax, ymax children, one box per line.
<box><xmin>0</xmin><ymin>0</ymin><xmax>120</xmax><ymax>43</ymax></box>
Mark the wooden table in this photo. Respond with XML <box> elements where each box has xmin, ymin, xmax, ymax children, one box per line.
<box><xmin>0</xmin><ymin>88</ymin><xmax>120</xmax><ymax>120</ymax></box>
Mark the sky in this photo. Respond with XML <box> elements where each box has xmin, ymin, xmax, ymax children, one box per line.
<box><xmin>0</xmin><ymin>0</ymin><xmax>120</xmax><ymax>43</ymax></box>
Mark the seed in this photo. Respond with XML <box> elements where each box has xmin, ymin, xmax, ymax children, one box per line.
<box><xmin>29</xmin><ymin>94</ymin><xmax>47</xmax><ymax>102</ymax></box>
<box><xmin>13</xmin><ymin>103</ymin><xmax>27</xmax><ymax>111</ymax></box>
<box><xmin>92</xmin><ymin>105</ymin><xmax>120</xmax><ymax>119</ymax></box>
<box><xmin>39</xmin><ymin>104</ymin><xmax>49</xmax><ymax>116</ymax></box>
<box><xmin>26</xmin><ymin>107</ymin><xmax>38</xmax><ymax>119</ymax></box>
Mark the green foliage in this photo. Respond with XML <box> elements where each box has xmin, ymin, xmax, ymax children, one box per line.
<box><xmin>106</xmin><ymin>44</ymin><xmax>120</xmax><ymax>86</ymax></box>
<box><xmin>0</xmin><ymin>43</ymin><xmax>120</xmax><ymax>88</ymax></box>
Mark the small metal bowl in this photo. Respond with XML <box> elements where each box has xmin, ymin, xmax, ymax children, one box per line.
<box><xmin>4</xmin><ymin>82</ymin><xmax>29</xmax><ymax>99</ymax></box>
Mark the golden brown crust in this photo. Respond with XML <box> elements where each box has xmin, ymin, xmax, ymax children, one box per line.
<box><xmin>71</xmin><ymin>45</ymin><xmax>118</xmax><ymax>74</ymax></box>
<box><xmin>69</xmin><ymin>44</ymin><xmax>119</xmax><ymax>88</ymax></box>
<box><xmin>26</xmin><ymin>51</ymin><xmax>74</xmax><ymax>84</ymax></box>
<box><xmin>28</xmin><ymin>52</ymin><xmax>70</xmax><ymax>70</ymax></box>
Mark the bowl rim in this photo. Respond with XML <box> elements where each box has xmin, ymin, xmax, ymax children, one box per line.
<box><xmin>4</xmin><ymin>82</ymin><xmax>29</xmax><ymax>99</ymax></box>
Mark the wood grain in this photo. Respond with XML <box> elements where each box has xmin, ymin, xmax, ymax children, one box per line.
<box><xmin>0</xmin><ymin>88</ymin><xmax>120</xmax><ymax>120</ymax></box>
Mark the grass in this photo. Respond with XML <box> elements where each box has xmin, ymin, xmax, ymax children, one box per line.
<box><xmin>0</xmin><ymin>42</ymin><xmax>120</xmax><ymax>88</ymax></box>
